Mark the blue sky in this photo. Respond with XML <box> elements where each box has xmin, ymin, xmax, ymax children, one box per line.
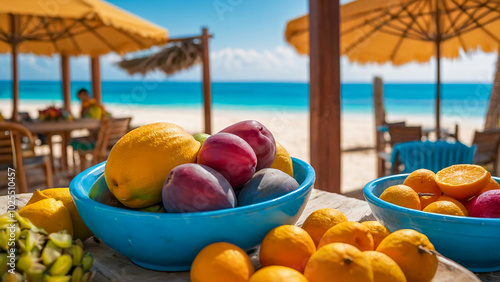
<box><xmin>0</xmin><ymin>0</ymin><xmax>497</xmax><ymax>83</ymax></box>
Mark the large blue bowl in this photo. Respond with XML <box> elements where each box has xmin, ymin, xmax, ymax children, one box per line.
<box><xmin>364</xmin><ymin>174</ymin><xmax>500</xmax><ymax>273</ymax></box>
<box><xmin>70</xmin><ymin>158</ymin><xmax>315</xmax><ymax>271</ymax></box>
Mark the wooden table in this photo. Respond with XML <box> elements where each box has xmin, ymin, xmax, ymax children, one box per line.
<box><xmin>2</xmin><ymin>190</ymin><xmax>497</xmax><ymax>281</ymax></box>
<box><xmin>22</xmin><ymin>119</ymin><xmax>100</xmax><ymax>171</ymax></box>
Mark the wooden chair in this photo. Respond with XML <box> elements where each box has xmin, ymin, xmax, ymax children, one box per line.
<box><xmin>472</xmin><ymin>129</ymin><xmax>500</xmax><ymax>175</ymax></box>
<box><xmin>376</xmin><ymin>121</ymin><xmax>406</xmax><ymax>177</ymax></box>
<box><xmin>377</xmin><ymin>125</ymin><xmax>423</xmax><ymax>176</ymax></box>
<box><xmin>387</xmin><ymin>125</ymin><xmax>423</xmax><ymax>147</ymax></box>
<box><xmin>74</xmin><ymin>117</ymin><xmax>132</xmax><ymax>172</ymax></box>
<box><xmin>0</xmin><ymin>122</ymin><xmax>53</xmax><ymax>193</ymax></box>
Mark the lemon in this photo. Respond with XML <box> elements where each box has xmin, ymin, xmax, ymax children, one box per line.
<box><xmin>105</xmin><ymin>122</ymin><xmax>201</xmax><ymax>208</ymax></box>
<box><xmin>27</xmin><ymin>188</ymin><xmax>92</xmax><ymax>241</ymax></box>
<box><xmin>271</xmin><ymin>142</ymin><xmax>293</xmax><ymax>177</ymax></box>
<box><xmin>19</xmin><ymin>198</ymin><xmax>73</xmax><ymax>236</ymax></box>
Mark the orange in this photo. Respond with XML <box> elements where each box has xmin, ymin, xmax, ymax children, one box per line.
<box><xmin>361</xmin><ymin>221</ymin><xmax>391</xmax><ymax>249</ymax></box>
<box><xmin>301</xmin><ymin>208</ymin><xmax>348</xmax><ymax>246</ymax></box>
<box><xmin>436</xmin><ymin>195</ymin><xmax>468</xmax><ymax>216</ymax></box>
<box><xmin>18</xmin><ymin>198</ymin><xmax>73</xmax><ymax>236</ymax></box>
<box><xmin>27</xmin><ymin>188</ymin><xmax>92</xmax><ymax>241</ymax></box>
<box><xmin>105</xmin><ymin>122</ymin><xmax>201</xmax><ymax>208</ymax></box>
<box><xmin>304</xmin><ymin>243</ymin><xmax>374</xmax><ymax>282</ymax></box>
<box><xmin>422</xmin><ymin>201</ymin><xmax>466</xmax><ymax>216</ymax></box>
<box><xmin>271</xmin><ymin>141</ymin><xmax>294</xmax><ymax>177</ymax></box>
<box><xmin>379</xmin><ymin>185</ymin><xmax>421</xmax><ymax>210</ymax></box>
<box><xmin>363</xmin><ymin>251</ymin><xmax>407</xmax><ymax>282</ymax></box>
<box><xmin>436</xmin><ymin>164</ymin><xmax>491</xmax><ymax>201</ymax></box>
<box><xmin>318</xmin><ymin>221</ymin><xmax>374</xmax><ymax>251</ymax></box>
<box><xmin>249</xmin><ymin>266</ymin><xmax>307</xmax><ymax>282</ymax></box>
<box><xmin>376</xmin><ymin>229</ymin><xmax>438</xmax><ymax>282</ymax></box>
<box><xmin>260</xmin><ymin>225</ymin><xmax>316</xmax><ymax>273</ymax></box>
<box><xmin>478</xmin><ymin>178</ymin><xmax>500</xmax><ymax>195</ymax></box>
<box><xmin>403</xmin><ymin>169</ymin><xmax>442</xmax><ymax>209</ymax></box>
<box><xmin>190</xmin><ymin>242</ymin><xmax>254</xmax><ymax>282</ymax></box>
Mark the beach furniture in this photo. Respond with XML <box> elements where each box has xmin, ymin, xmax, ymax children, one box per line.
<box><xmin>472</xmin><ymin>129</ymin><xmax>500</xmax><ymax>175</ymax></box>
<box><xmin>376</xmin><ymin>124</ymin><xmax>423</xmax><ymax>176</ymax></box>
<box><xmin>22</xmin><ymin>119</ymin><xmax>100</xmax><ymax>173</ymax></box>
<box><xmin>387</xmin><ymin>125</ymin><xmax>423</xmax><ymax>148</ymax></box>
<box><xmin>390</xmin><ymin>141</ymin><xmax>476</xmax><ymax>174</ymax></box>
<box><xmin>0</xmin><ymin>122</ymin><xmax>53</xmax><ymax>193</ymax></box>
<box><xmin>73</xmin><ymin>118</ymin><xmax>132</xmax><ymax>172</ymax></box>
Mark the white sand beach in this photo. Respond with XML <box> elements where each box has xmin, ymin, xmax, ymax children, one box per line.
<box><xmin>0</xmin><ymin>101</ymin><xmax>486</xmax><ymax>193</ymax></box>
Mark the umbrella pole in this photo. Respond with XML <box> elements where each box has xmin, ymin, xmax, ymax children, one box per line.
<box><xmin>435</xmin><ymin>0</ymin><xmax>441</xmax><ymax>138</ymax></box>
<box><xmin>10</xmin><ymin>14</ymin><xmax>19</xmax><ymax>122</ymax></box>
<box><xmin>62</xmin><ymin>54</ymin><xmax>71</xmax><ymax>112</ymax></box>
<box><xmin>436</xmin><ymin>43</ymin><xmax>441</xmax><ymax>139</ymax></box>
<box><xmin>91</xmin><ymin>56</ymin><xmax>102</xmax><ymax>104</ymax></box>
<box><xmin>202</xmin><ymin>27</ymin><xmax>212</xmax><ymax>134</ymax></box>
<box><xmin>309</xmin><ymin>0</ymin><xmax>341</xmax><ymax>193</ymax></box>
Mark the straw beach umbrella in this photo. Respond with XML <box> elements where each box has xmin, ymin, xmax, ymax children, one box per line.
<box><xmin>118</xmin><ymin>39</ymin><xmax>202</xmax><ymax>76</ymax></box>
<box><xmin>0</xmin><ymin>0</ymin><xmax>168</xmax><ymax>120</ymax></box>
<box><xmin>286</xmin><ymin>0</ymin><xmax>500</xmax><ymax>137</ymax></box>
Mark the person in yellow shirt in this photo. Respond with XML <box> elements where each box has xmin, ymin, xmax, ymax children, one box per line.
<box><xmin>77</xmin><ymin>88</ymin><xmax>106</xmax><ymax>119</ymax></box>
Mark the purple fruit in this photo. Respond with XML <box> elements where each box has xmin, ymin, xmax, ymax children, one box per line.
<box><xmin>469</xmin><ymin>190</ymin><xmax>500</xmax><ymax>218</ymax></box>
<box><xmin>162</xmin><ymin>164</ymin><xmax>236</xmax><ymax>213</ymax></box>
<box><xmin>220</xmin><ymin>120</ymin><xmax>276</xmax><ymax>170</ymax></box>
<box><xmin>197</xmin><ymin>133</ymin><xmax>257</xmax><ymax>187</ymax></box>
<box><xmin>237</xmin><ymin>168</ymin><xmax>300</xmax><ymax>206</ymax></box>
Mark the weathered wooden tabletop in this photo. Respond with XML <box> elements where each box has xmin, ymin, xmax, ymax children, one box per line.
<box><xmin>22</xmin><ymin>119</ymin><xmax>100</xmax><ymax>134</ymax></box>
<box><xmin>2</xmin><ymin>190</ymin><xmax>498</xmax><ymax>282</ymax></box>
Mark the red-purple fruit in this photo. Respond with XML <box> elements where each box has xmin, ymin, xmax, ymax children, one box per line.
<box><xmin>220</xmin><ymin>120</ymin><xmax>276</xmax><ymax>170</ymax></box>
<box><xmin>162</xmin><ymin>163</ymin><xmax>236</xmax><ymax>213</ymax></box>
<box><xmin>237</xmin><ymin>168</ymin><xmax>300</xmax><ymax>206</ymax></box>
<box><xmin>469</xmin><ymin>190</ymin><xmax>500</xmax><ymax>218</ymax></box>
<box><xmin>197</xmin><ymin>133</ymin><xmax>257</xmax><ymax>187</ymax></box>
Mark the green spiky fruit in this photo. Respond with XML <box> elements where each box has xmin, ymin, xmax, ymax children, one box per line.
<box><xmin>0</xmin><ymin>212</ymin><xmax>94</xmax><ymax>281</ymax></box>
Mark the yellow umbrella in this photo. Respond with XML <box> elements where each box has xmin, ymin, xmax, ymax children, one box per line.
<box><xmin>285</xmin><ymin>0</ymin><xmax>500</xmax><ymax>136</ymax></box>
<box><xmin>0</xmin><ymin>0</ymin><xmax>168</xmax><ymax>119</ymax></box>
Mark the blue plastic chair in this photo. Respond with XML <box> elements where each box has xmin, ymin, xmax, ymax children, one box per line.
<box><xmin>390</xmin><ymin>141</ymin><xmax>476</xmax><ymax>174</ymax></box>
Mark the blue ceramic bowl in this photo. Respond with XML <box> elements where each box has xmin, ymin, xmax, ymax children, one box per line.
<box><xmin>364</xmin><ymin>174</ymin><xmax>500</xmax><ymax>273</ymax></box>
<box><xmin>70</xmin><ymin>158</ymin><xmax>315</xmax><ymax>271</ymax></box>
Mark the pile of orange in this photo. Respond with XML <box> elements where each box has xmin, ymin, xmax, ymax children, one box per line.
<box><xmin>379</xmin><ymin>165</ymin><xmax>497</xmax><ymax>217</ymax></box>
<box><xmin>190</xmin><ymin>208</ymin><xmax>439</xmax><ymax>282</ymax></box>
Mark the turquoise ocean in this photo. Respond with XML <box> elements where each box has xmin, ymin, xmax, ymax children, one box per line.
<box><xmin>0</xmin><ymin>81</ymin><xmax>492</xmax><ymax>118</ymax></box>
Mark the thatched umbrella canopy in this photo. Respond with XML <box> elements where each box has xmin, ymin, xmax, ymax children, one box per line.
<box><xmin>118</xmin><ymin>38</ymin><xmax>202</xmax><ymax>75</ymax></box>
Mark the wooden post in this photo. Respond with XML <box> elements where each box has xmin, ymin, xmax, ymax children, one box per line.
<box><xmin>10</xmin><ymin>14</ymin><xmax>20</xmax><ymax>122</ymax></box>
<box><xmin>373</xmin><ymin>77</ymin><xmax>386</xmax><ymax>177</ymax></box>
<box><xmin>373</xmin><ymin>77</ymin><xmax>385</xmax><ymax>127</ymax></box>
<box><xmin>309</xmin><ymin>0</ymin><xmax>341</xmax><ymax>193</ymax></box>
<box><xmin>62</xmin><ymin>54</ymin><xmax>71</xmax><ymax>112</ymax></box>
<box><xmin>201</xmin><ymin>28</ymin><xmax>212</xmax><ymax>134</ymax></box>
<box><xmin>435</xmin><ymin>0</ymin><xmax>441</xmax><ymax>138</ymax></box>
<box><xmin>91</xmin><ymin>56</ymin><xmax>102</xmax><ymax>104</ymax></box>
<box><xmin>484</xmin><ymin>53</ymin><xmax>500</xmax><ymax>130</ymax></box>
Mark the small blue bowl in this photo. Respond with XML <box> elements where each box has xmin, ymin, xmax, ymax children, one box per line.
<box><xmin>70</xmin><ymin>158</ymin><xmax>315</xmax><ymax>271</ymax></box>
<box><xmin>364</xmin><ymin>174</ymin><xmax>500</xmax><ymax>273</ymax></box>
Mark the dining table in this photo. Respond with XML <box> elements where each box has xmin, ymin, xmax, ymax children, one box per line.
<box><xmin>22</xmin><ymin>119</ymin><xmax>100</xmax><ymax>171</ymax></box>
<box><xmin>1</xmin><ymin>190</ymin><xmax>498</xmax><ymax>282</ymax></box>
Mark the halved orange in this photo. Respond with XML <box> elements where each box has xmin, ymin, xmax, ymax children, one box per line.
<box><xmin>435</xmin><ymin>165</ymin><xmax>491</xmax><ymax>201</ymax></box>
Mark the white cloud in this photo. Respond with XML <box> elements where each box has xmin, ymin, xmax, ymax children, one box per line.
<box><xmin>208</xmin><ymin>45</ymin><xmax>309</xmax><ymax>81</ymax></box>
